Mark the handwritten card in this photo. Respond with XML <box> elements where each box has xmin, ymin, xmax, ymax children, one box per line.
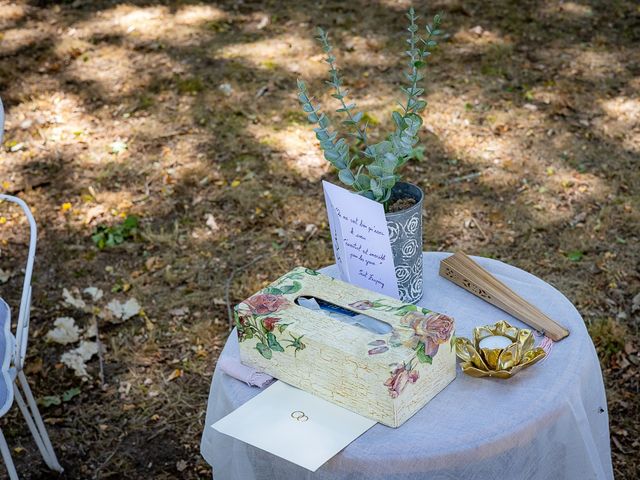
<box><xmin>322</xmin><ymin>181</ymin><xmax>399</xmax><ymax>298</ymax></box>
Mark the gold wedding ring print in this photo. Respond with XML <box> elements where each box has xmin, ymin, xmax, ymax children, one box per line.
<box><xmin>291</xmin><ymin>410</ymin><xmax>309</xmax><ymax>422</ymax></box>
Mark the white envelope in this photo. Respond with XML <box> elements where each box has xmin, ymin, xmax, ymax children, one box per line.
<box><xmin>212</xmin><ymin>381</ymin><xmax>376</xmax><ymax>472</ymax></box>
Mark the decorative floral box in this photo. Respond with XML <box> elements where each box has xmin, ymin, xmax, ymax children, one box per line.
<box><xmin>235</xmin><ymin>267</ymin><xmax>456</xmax><ymax>427</ymax></box>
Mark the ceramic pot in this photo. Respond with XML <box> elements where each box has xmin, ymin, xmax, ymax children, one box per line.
<box><xmin>385</xmin><ymin>182</ymin><xmax>424</xmax><ymax>303</ymax></box>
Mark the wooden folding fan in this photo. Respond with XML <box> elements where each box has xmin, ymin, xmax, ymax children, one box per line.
<box><xmin>439</xmin><ymin>252</ymin><xmax>569</xmax><ymax>341</ymax></box>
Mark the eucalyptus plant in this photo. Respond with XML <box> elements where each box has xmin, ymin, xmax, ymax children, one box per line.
<box><xmin>297</xmin><ymin>8</ymin><xmax>442</xmax><ymax>209</ymax></box>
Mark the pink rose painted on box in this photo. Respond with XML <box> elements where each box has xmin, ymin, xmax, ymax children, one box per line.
<box><xmin>235</xmin><ymin>274</ymin><xmax>308</xmax><ymax>360</ymax></box>
<box><xmin>349</xmin><ymin>300</ymin><xmax>375</xmax><ymax>310</ymax></box>
<box><xmin>244</xmin><ymin>293</ymin><xmax>289</xmax><ymax>315</ymax></box>
<box><xmin>401</xmin><ymin>311</ymin><xmax>454</xmax><ymax>359</ymax></box>
<box><xmin>384</xmin><ymin>362</ymin><xmax>419</xmax><ymax>398</ymax></box>
<box><xmin>261</xmin><ymin>317</ymin><xmax>279</xmax><ymax>332</ymax></box>
<box><xmin>348</xmin><ymin>302</ymin><xmax>454</xmax><ymax>395</ymax></box>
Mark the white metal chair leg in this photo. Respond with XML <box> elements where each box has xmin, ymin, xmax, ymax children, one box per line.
<box><xmin>0</xmin><ymin>428</ymin><xmax>19</xmax><ymax>480</ymax></box>
<box><xmin>14</xmin><ymin>389</ymin><xmax>57</xmax><ymax>472</ymax></box>
<box><xmin>17</xmin><ymin>372</ymin><xmax>60</xmax><ymax>467</ymax></box>
<box><xmin>15</xmin><ymin>372</ymin><xmax>62</xmax><ymax>472</ymax></box>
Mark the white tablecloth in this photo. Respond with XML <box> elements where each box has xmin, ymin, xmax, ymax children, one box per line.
<box><xmin>201</xmin><ymin>252</ymin><xmax>613</xmax><ymax>480</ymax></box>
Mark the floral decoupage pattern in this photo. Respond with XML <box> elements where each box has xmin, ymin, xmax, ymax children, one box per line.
<box><xmin>400</xmin><ymin>310</ymin><xmax>455</xmax><ymax>364</ymax></box>
<box><xmin>235</xmin><ymin>269</ymin><xmax>314</xmax><ymax>359</ymax></box>
<box><xmin>384</xmin><ymin>360</ymin><xmax>419</xmax><ymax>398</ymax></box>
<box><xmin>237</xmin><ymin>267</ymin><xmax>454</xmax><ymax>402</ymax></box>
<box><xmin>350</xmin><ymin>299</ymin><xmax>455</xmax><ymax>397</ymax></box>
<box><xmin>350</xmin><ymin>300</ymin><xmax>455</xmax><ymax>362</ymax></box>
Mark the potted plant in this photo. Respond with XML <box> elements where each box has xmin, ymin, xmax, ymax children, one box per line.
<box><xmin>297</xmin><ymin>8</ymin><xmax>443</xmax><ymax>303</ymax></box>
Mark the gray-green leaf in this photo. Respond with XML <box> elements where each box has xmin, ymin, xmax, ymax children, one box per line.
<box><xmin>338</xmin><ymin>169</ymin><xmax>356</xmax><ymax>185</ymax></box>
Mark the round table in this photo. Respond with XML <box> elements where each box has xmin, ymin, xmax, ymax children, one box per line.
<box><xmin>201</xmin><ymin>253</ymin><xmax>613</xmax><ymax>480</ymax></box>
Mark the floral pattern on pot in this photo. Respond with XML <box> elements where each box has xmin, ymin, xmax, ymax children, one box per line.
<box><xmin>386</xmin><ymin>183</ymin><xmax>424</xmax><ymax>304</ymax></box>
<box><xmin>404</xmin><ymin>213</ymin><xmax>420</xmax><ymax>235</ymax></box>
<box><xmin>409</xmin><ymin>255</ymin><xmax>424</xmax><ymax>300</ymax></box>
<box><xmin>384</xmin><ymin>360</ymin><xmax>419</xmax><ymax>398</ymax></box>
<box><xmin>401</xmin><ymin>238</ymin><xmax>420</xmax><ymax>258</ymax></box>
<box><xmin>395</xmin><ymin>264</ymin><xmax>412</xmax><ymax>284</ymax></box>
<box><xmin>387</xmin><ymin>222</ymin><xmax>401</xmax><ymax>243</ymax></box>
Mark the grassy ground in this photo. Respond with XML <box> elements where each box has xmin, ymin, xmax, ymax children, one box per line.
<box><xmin>0</xmin><ymin>0</ymin><xmax>638</xmax><ymax>478</ymax></box>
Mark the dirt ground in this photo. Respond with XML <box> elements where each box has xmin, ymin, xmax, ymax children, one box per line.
<box><xmin>0</xmin><ymin>0</ymin><xmax>638</xmax><ymax>478</ymax></box>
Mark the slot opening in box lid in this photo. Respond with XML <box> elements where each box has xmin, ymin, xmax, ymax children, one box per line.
<box><xmin>295</xmin><ymin>296</ymin><xmax>392</xmax><ymax>335</ymax></box>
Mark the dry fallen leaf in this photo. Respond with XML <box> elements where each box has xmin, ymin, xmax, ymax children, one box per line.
<box><xmin>145</xmin><ymin>256</ymin><xmax>162</xmax><ymax>272</ymax></box>
<box><xmin>169</xmin><ymin>307</ymin><xmax>189</xmax><ymax>317</ymax></box>
<box><xmin>62</xmin><ymin>288</ymin><xmax>87</xmax><ymax>310</ymax></box>
<box><xmin>205</xmin><ymin>213</ymin><xmax>219</xmax><ymax>232</ymax></box>
<box><xmin>84</xmin><ymin>205</ymin><xmax>106</xmax><ymax>224</ymax></box>
<box><xmin>60</xmin><ymin>341</ymin><xmax>98</xmax><ymax>378</ymax></box>
<box><xmin>24</xmin><ymin>357</ymin><xmax>43</xmax><ymax>375</ymax></box>
<box><xmin>45</xmin><ymin>317</ymin><xmax>80</xmax><ymax>345</ymax></box>
<box><xmin>84</xmin><ymin>322</ymin><xmax>98</xmax><ymax>338</ymax></box>
<box><xmin>176</xmin><ymin>460</ymin><xmax>188</xmax><ymax>472</ymax></box>
<box><xmin>167</xmin><ymin>369</ymin><xmax>183</xmax><ymax>381</ymax></box>
<box><xmin>218</xmin><ymin>83</ymin><xmax>233</xmax><ymax>96</ymax></box>
<box><xmin>44</xmin><ymin>418</ymin><xmax>64</xmax><ymax>425</ymax></box>
<box><xmin>106</xmin><ymin>298</ymin><xmax>141</xmax><ymax>323</ymax></box>
<box><xmin>0</xmin><ymin>268</ymin><xmax>11</xmax><ymax>284</ymax></box>
<box><xmin>83</xmin><ymin>286</ymin><xmax>104</xmax><ymax>301</ymax></box>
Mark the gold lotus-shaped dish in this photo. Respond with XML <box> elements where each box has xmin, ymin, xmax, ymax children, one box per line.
<box><xmin>455</xmin><ymin>320</ymin><xmax>546</xmax><ymax>379</ymax></box>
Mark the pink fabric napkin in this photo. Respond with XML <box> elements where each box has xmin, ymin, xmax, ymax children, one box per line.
<box><xmin>218</xmin><ymin>355</ymin><xmax>275</xmax><ymax>388</ymax></box>
<box><xmin>219</xmin><ymin>328</ymin><xmax>275</xmax><ymax>388</ymax></box>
